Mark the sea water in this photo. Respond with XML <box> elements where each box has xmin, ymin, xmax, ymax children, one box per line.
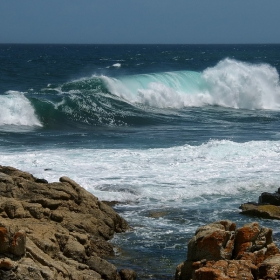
<box><xmin>1</xmin><ymin>44</ymin><xmax>280</xmax><ymax>279</ymax></box>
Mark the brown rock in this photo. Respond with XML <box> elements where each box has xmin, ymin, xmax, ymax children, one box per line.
<box><xmin>0</xmin><ymin>165</ymin><xmax>134</xmax><ymax>280</ymax></box>
<box><xmin>119</xmin><ymin>268</ymin><xmax>137</xmax><ymax>280</ymax></box>
<box><xmin>194</xmin><ymin>260</ymin><xmax>257</xmax><ymax>280</ymax></box>
<box><xmin>187</xmin><ymin>220</ymin><xmax>235</xmax><ymax>261</ymax></box>
<box><xmin>258</xmin><ymin>254</ymin><xmax>280</xmax><ymax>279</ymax></box>
<box><xmin>10</xmin><ymin>230</ymin><xmax>26</xmax><ymax>256</ymax></box>
<box><xmin>87</xmin><ymin>255</ymin><xmax>118</xmax><ymax>280</ymax></box>
<box><xmin>175</xmin><ymin>261</ymin><xmax>193</xmax><ymax>280</ymax></box>
<box><xmin>240</xmin><ymin>203</ymin><xmax>280</xmax><ymax>220</ymax></box>
<box><xmin>0</xmin><ymin>258</ymin><xmax>15</xmax><ymax>270</ymax></box>
<box><xmin>175</xmin><ymin>220</ymin><xmax>280</xmax><ymax>280</ymax></box>
<box><xmin>0</xmin><ymin>227</ymin><xmax>9</xmax><ymax>254</ymax></box>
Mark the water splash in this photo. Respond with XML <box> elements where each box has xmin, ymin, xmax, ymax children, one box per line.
<box><xmin>102</xmin><ymin>59</ymin><xmax>280</xmax><ymax>110</ymax></box>
<box><xmin>0</xmin><ymin>91</ymin><xmax>42</xmax><ymax>127</ymax></box>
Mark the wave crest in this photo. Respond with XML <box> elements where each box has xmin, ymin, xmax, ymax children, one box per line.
<box><xmin>202</xmin><ymin>58</ymin><xmax>280</xmax><ymax>109</ymax></box>
<box><xmin>0</xmin><ymin>91</ymin><xmax>42</xmax><ymax>127</ymax></box>
<box><xmin>103</xmin><ymin>59</ymin><xmax>280</xmax><ymax>110</ymax></box>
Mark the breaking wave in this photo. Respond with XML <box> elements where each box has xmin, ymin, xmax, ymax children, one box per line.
<box><xmin>103</xmin><ymin>58</ymin><xmax>280</xmax><ymax>110</ymax></box>
<box><xmin>1</xmin><ymin>59</ymin><xmax>280</xmax><ymax>128</ymax></box>
<box><xmin>0</xmin><ymin>91</ymin><xmax>42</xmax><ymax>127</ymax></box>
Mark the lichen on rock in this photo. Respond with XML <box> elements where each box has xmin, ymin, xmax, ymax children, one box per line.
<box><xmin>175</xmin><ymin>220</ymin><xmax>280</xmax><ymax>280</ymax></box>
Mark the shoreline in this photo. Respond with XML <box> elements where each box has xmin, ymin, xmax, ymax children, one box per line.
<box><xmin>0</xmin><ymin>164</ymin><xmax>136</xmax><ymax>280</ymax></box>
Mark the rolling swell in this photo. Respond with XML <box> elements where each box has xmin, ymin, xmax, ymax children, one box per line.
<box><xmin>30</xmin><ymin>76</ymin><xmax>163</xmax><ymax>128</ymax></box>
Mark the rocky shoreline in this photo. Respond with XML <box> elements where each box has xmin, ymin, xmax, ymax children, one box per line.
<box><xmin>175</xmin><ymin>220</ymin><xmax>280</xmax><ymax>280</ymax></box>
<box><xmin>0</xmin><ymin>165</ymin><xmax>136</xmax><ymax>280</ymax></box>
<box><xmin>2</xmin><ymin>164</ymin><xmax>280</xmax><ymax>280</ymax></box>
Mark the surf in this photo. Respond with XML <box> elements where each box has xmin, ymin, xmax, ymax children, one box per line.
<box><xmin>1</xmin><ymin>58</ymin><xmax>280</xmax><ymax>130</ymax></box>
<box><xmin>0</xmin><ymin>91</ymin><xmax>42</xmax><ymax>128</ymax></box>
<box><xmin>102</xmin><ymin>58</ymin><xmax>280</xmax><ymax>110</ymax></box>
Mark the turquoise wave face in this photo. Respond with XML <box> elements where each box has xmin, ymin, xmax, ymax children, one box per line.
<box><xmin>103</xmin><ymin>59</ymin><xmax>280</xmax><ymax>110</ymax></box>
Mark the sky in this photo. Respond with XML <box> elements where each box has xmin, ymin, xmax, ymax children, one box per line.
<box><xmin>0</xmin><ymin>0</ymin><xmax>280</xmax><ymax>44</ymax></box>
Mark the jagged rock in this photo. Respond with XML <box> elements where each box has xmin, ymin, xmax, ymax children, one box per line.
<box><xmin>187</xmin><ymin>220</ymin><xmax>236</xmax><ymax>261</ymax></box>
<box><xmin>0</xmin><ymin>165</ymin><xmax>135</xmax><ymax>280</ymax></box>
<box><xmin>192</xmin><ymin>260</ymin><xmax>257</xmax><ymax>280</ymax></box>
<box><xmin>175</xmin><ymin>220</ymin><xmax>280</xmax><ymax>280</ymax></box>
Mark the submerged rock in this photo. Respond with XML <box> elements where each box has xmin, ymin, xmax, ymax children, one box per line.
<box><xmin>175</xmin><ymin>220</ymin><xmax>280</xmax><ymax>280</ymax></box>
<box><xmin>0</xmin><ymin>165</ymin><xmax>134</xmax><ymax>280</ymax></box>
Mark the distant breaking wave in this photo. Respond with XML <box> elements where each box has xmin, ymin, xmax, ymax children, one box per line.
<box><xmin>1</xmin><ymin>59</ymin><xmax>280</xmax><ymax>128</ymax></box>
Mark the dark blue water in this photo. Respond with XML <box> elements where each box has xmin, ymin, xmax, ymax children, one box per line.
<box><xmin>1</xmin><ymin>44</ymin><xmax>280</xmax><ymax>279</ymax></box>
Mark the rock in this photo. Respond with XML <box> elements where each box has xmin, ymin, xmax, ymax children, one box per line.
<box><xmin>0</xmin><ymin>258</ymin><xmax>15</xmax><ymax>270</ymax></box>
<box><xmin>87</xmin><ymin>255</ymin><xmax>118</xmax><ymax>280</ymax></box>
<box><xmin>193</xmin><ymin>260</ymin><xmax>257</xmax><ymax>280</ymax></box>
<box><xmin>240</xmin><ymin>188</ymin><xmax>280</xmax><ymax>220</ymax></box>
<box><xmin>148</xmin><ymin>210</ymin><xmax>168</xmax><ymax>218</ymax></box>
<box><xmin>234</xmin><ymin>222</ymin><xmax>260</xmax><ymax>259</ymax></box>
<box><xmin>175</xmin><ymin>261</ymin><xmax>193</xmax><ymax>280</ymax></box>
<box><xmin>187</xmin><ymin>220</ymin><xmax>235</xmax><ymax>261</ymax></box>
<box><xmin>240</xmin><ymin>203</ymin><xmax>280</xmax><ymax>220</ymax></box>
<box><xmin>0</xmin><ymin>165</ymin><xmax>135</xmax><ymax>280</ymax></box>
<box><xmin>258</xmin><ymin>254</ymin><xmax>280</xmax><ymax>279</ymax></box>
<box><xmin>259</xmin><ymin>191</ymin><xmax>280</xmax><ymax>205</ymax></box>
<box><xmin>119</xmin><ymin>268</ymin><xmax>137</xmax><ymax>280</ymax></box>
<box><xmin>175</xmin><ymin>220</ymin><xmax>280</xmax><ymax>280</ymax></box>
<box><xmin>10</xmin><ymin>230</ymin><xmax>26</xmax><ymax>256</ymax></box>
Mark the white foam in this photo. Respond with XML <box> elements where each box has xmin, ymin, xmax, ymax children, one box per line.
<box><xmin>102</xmin><ymin>59</ymin><xmax>280</xmax><ymax>110</ymax></box>
<box><xmin>0</xmin><ymin>91</ymin><xmax>42</xmax><ymax>127</ymax></box>
<box><xmin>1</xmin><ymin>139</ymin><xmax>279</xmax><ymax>205</ymax></box>
<box><xmin>202</xmin><ymin>59</ymin><xmax>280</xmax><ymax>109</ymax></box>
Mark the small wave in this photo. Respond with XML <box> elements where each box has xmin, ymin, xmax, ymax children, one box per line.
<box><xmin>0</xmin><ymin>91</ymin><xmax>42</xmax><ymax>127</ymax></box>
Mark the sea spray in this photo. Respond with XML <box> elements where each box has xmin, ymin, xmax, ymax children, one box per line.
<box><xmin>102</xmin><ymin>59</ymin><xmax>280</xmax><ymax>110</ymax></box>
<box><xmin>202</xmin><ymin>58</ymin><xmax>280</xmax><ymax>109</ymax></box>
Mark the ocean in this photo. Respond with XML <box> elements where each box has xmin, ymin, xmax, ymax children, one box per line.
<box><xmin>1</xmin><ymin>44</ymin><xmax>280</xmax><ymax>279</ymax></box>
